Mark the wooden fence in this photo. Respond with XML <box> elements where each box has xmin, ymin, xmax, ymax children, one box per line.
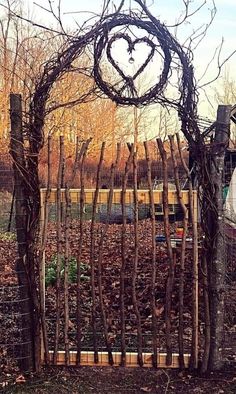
<box><xmin>9</xmin><ymin>96</ymin><xmax>234</xmax><ymax>373</ymax></box>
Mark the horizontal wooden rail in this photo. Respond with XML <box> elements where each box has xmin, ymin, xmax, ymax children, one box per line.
<box><xmin>40</xmin><ymin>188</ymin><xmax>196</xmax><ymax>205</ymax></box>
<box><xmin>46</xmin><ymin>351</ymin><xmax>190</xmax><ymax>368</ymax></box>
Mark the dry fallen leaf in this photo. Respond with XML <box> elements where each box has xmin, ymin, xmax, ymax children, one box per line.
<box><xmin>68</xmin><ymin>320</ymin><xmax>74</xmax><ymax>329</ymax></box>
<box><xmin>1</xmin><ymin>381</ymin><xmax>9</xmax><ymax>388</ymax></box>
<box><xmin>140</xmin><ymin>386</ymin><xmax>152</xmax><ymax>392</ymax></box>
<box><xmin>15</xmin><ymin>374</ymin><xmax>26</xmax><ymax>384</ymax></box>
<box><xmin>155</xmin><ymin>305</ymin><xmax>164</xmax><ymax>317</ymax></box>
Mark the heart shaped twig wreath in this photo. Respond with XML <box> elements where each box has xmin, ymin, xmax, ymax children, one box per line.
<box><xmin>93</xmin><ymin>18</ymin><xmax>172</xmax><ymax>106</ymax></box>
<box><xmin>106</xmin><ymin>33</ymin><xmax>156</xmax><ymax>96</ymax></box>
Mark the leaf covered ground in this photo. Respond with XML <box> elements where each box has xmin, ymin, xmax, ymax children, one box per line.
<box><xmin>1</xmin><ymin>366</ymin><xmax>236</xmax><ymax>393</ymax></box>
<box><xmin>0</xmin><ymin>221</ymin><xmax>236</xmax><ymax>393</ymax></box>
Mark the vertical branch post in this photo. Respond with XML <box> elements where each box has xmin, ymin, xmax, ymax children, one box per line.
<box><xmin>132</xmin><ymin>149</ymin><xmax>143</xmax><ymax>366</ymax></box>
<box><xmin>120</xmin><ymin>144</ymin><xmax>134</xmax><ymax>366</ymax></box>
<box><xmin>10</xmin><ymin>93</ymin><xmax>35</xmax><ymax>371</ymax></box>
<box><xmin>64</xmin><ymin>137</ymin><xmax>89</xmax><ymax>365</ymax></box>
<box><xmin>201</xmin><ymin>254</ymin><xmax>210</xmax><ymax>373</ymax></box>
<box><xmin>208</xmin><ymin>105</ymin><xmax>231</xmax><ymax>370</ymax></box>
<box><xmin>176</xmin><ymin>133</ymin><xmax>199</xmax><ymax>369</ymax></box>
<box><xmin>90</xmin><ymin>142</ymin><xmax>106</xmax><ymax>363</ymax></box>
<box><xmin>76</xmin><ymin>139</ymin><xmax>91</xmax><ymax>365</ymax></box>
<box><xmin>97</xmin><ymin>143</ymin><xmax>121</xmax><ymax>366</ymax></box>
<box><xmin>156</xmin><ymin>138</ymin><xmax>174</xmax><ymax>366</ymax></box>
<box><xmin>144</xmin><ymin>141</ymin><xmax>157</xmax><ymax>368</ymax></box>
<box><xmin>53</xmin><ymin>135</ymin><xmax>64</xmax><ymax>364</ymax></box>
<box><xmin>169</xmin><ymin>134</ymin><xmax>188</xmax><ymax>370</ymax></box>
<box><xmin>192</xmin><ymin>189</ymin><xmax>199</xmax><ymax>369</ymax></box>
<box><xmin>39</xmin><ymin>135</ymin><xmax>52</xmax><ymax>364</ymax></box>
<box><xmin>64</xmin><ymin>158</ymin><xmax>72</xmax><ymax>365</ymax></box>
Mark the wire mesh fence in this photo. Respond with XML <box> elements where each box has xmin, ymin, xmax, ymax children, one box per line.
<box><xmin>224</xmin><ymin>234</ymin><xmax>236</xmax><ymax>363</ymax></box>
<box><xmin>0</xmin><ymin>155</ymin><xmax>35</xmax><ymax>375</ymax></box>
<box><xmin>0</xmin><ymin>156</ymin><xmax>14</xmax><ymax>232</ymax></box>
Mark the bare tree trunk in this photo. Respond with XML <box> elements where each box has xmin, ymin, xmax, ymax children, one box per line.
<box><xmin>132</xmin><ymin>150</ymin><xmax>143</xmax><ymax>366</ymax></box>
<box><xmin>53</xmin><ymin>136</ymin><xmax>64</xmax><ymax>364</ymax></box>
<box><xmin>169</xmin><ymin>134</ymin><xmax>188</xmax><ymax>370</ymax></box>
<box><xmin>90</xmin><ymin>142</ymin><xmax>105</xmax><ymax>363</ymax></box>
<box><xmin>97</xmin><ymin>143</ymin><xmax>121</xmax><ymax>366</ymax></box>
<box><xmin>208</xmin><ymin>105</ymin><xmax>230</xmax><ymax>371</ymax></box>
<box><xmin>144</xmin><ymin>141</ymin><xmax>157</xmax><ymax>368</ymax></box>
<box><xmin>156</xmin><ymin>138</ymin><xmax>174</xmax><ymax>366</ymax></box>
<box><xmin>120</xmin><ymin>145</ymin><xmax>134</xmax><ymax>366</ymax></box>
<box><xmin>10</xmin><ymin>93</ymin><xmax>35</xmax><ymax>371</ymax></box>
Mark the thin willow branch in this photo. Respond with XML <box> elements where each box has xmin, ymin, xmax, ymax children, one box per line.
<box><xmin>53</xmin><ymin>135</ymin><xmax>64</xmax><ymax>364</ymax></box>
<box><xmin>90</xmin><ymin>142</ymin><xmax>106</xmax><ymax>363</ymax></box>
<box><xmin>144</xmin><ymin>140</ymin><xmax>157</xmax><ymax>368</ymax></box>
<box><xmin>157</xmin><ymin>137</ymin><xmax>174</xmax><ymax>366</ymax></box>
<box><xmin>76</xmin><ymin>138</ymin><xmax>91</xmax><ymax>365</ymax></box>
<box><xmin>169</xmin><ymin>134</ymin><xmax>188</xmax><ymax>370</ymax></box>
<box><xmin>120</xmin><ymin>144</ymin><xmax>134</xmax><ymax>366</ymax></box>
<box><xmin>132</xmin><ymin>149</ymin><xmax>143</xmax><ymax>367</ymax></box>
<box><xmin>97</xmin><ymin>143</ymin><xmax>121</xmax><ymax>366</ymax></box>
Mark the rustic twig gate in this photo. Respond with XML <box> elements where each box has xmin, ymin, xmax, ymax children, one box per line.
<box><xmin>39</xmin><ymin>137</ymin><xmax>199</xmax><ymax>369</ymax></box>
<box><xmin>7</xmin><ymin>0</ymin><xmax>234</xmax><ymax>373</ymax></box>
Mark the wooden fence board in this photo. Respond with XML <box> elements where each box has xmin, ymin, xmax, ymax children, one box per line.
<box><xmin>47</xmin><ymin>351</ymin><xmax>191</xmax><ymax>368</ymax></box>
<box><xmin>40</xmin><ymin>189</ymin><xmax>195</xmax><ymax>205</ymax></box>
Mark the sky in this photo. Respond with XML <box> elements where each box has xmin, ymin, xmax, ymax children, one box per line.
<box><xmin>27</xmin><ymin>1</ymin><xmax>236</xmax><ymax>62</ymax></box>
<box><xmin>28</xmin><ymin>0</ymin><xmax>235</xmax><ymax>67</ymax></box>
<box><xmin>24</xmin><ymin>0</ymin><xmax>236</xmax><ymax>119</ymax></box>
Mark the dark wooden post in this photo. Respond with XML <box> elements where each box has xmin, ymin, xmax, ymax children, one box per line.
<box><xmin>208</xmin><ymin>105</ymin><xmax>231</xmax><ymax>371</ymax></box>
<box><xmin>9</xmin><ymin>93</ymin><xmax>34</xmax><ymax>371</ymax></box>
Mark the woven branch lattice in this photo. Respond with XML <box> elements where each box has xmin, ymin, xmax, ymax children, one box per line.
<box><xmin>29</xmin><ymin>0</ymin><xmax>201</xmax><ymax>156</ymax></box>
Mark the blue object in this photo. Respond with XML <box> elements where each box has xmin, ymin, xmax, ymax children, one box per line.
<box><xmin>156</xmin><ymin>235</ymin><xmax>166</xmax><ymax>242</ymax></box>
<box><xmin>155</xmin><ymin>235</ymin><xmax>193</xmax><ymax>243</ymax></box>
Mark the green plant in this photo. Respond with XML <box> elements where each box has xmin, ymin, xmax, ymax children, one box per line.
<box><xmin>45</xmin><ymin>258</ymin><xmax>57</xmax><ymax>287</ymax></box>
<box><xmin>45</xmin><ymin>255</ymin><xmax>89</xmax><ymax>287</ymax></box>
<box><xmin>0</xmin><ymin>231</ymin><xmax>16</xmax><ymax>241</ymax></box>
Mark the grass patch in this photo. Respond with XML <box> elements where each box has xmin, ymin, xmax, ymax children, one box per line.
<box><xmin>45</xmin><ymin>255</ymin><xmax>89</xmax><ymax>287</ymax></box>
<box><xmin>0</xmin><ymin>231</ymin><xmax>16</xmax><ymax>241</ymax></box>
<box><xmin>0</xmin><ymin>191</ymin><xmax>14</xmax><ymax>231</ymax></box>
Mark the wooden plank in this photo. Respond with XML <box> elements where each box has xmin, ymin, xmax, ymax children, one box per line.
<box><xmin>40</xmin><ymin>188</ymin><xmax>195</xmax><ymax>205</ymax></box>
<box><xmin>46</xmin><ymin>351</ymin><xmax>190</xmax><ymax>368</ymax></box>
